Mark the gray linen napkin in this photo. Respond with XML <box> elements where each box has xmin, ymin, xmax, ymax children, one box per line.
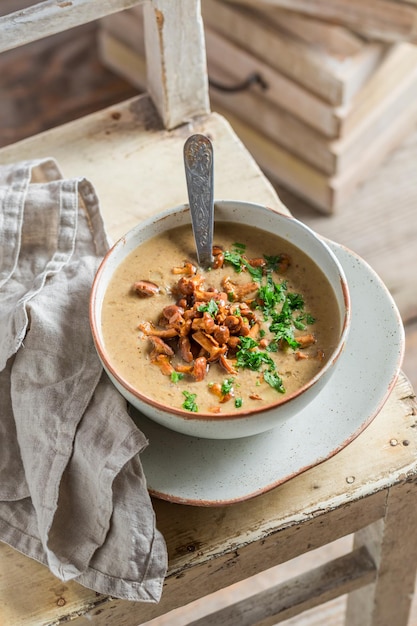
<box><xmin>0</xmin><ymin>159</ymin><xmax>167</xmax><ymax>601</ymax></box>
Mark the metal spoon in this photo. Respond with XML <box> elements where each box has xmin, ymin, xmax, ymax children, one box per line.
<box><xmin>183</xmin><ymin>134</ymin><xmax>214</xmax><ymax>269</ymax></box>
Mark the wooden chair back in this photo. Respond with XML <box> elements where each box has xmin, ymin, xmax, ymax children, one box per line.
<box><xmin>0</xmin><ymin>0</ymin><xmax>210</xmax><ymax>129</ymax></box>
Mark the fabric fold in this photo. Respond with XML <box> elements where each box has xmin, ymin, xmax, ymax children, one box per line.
<box><xmin>0</xmin><ymin>158</ymin><xmax>167</xmax><ymax>602</ymax></box>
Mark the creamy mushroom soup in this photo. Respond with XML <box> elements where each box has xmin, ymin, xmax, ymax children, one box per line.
<box><xmin>101</xmin><ymin>222</ymin><xmax>341</xmax><ymax>415</ymax></box>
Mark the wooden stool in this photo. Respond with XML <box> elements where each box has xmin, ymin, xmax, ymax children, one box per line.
<box><xmin>0</xmin><ymin>2</ymin><xmax>416</xmax><ymax>625</ymax></box>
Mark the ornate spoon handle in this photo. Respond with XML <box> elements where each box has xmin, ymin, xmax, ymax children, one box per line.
<box><xmin>184</xmin><ymin>134</ymin><xmax>214</xmax><ymax>269</ymax></box>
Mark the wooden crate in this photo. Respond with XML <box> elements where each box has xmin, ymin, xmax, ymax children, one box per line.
<box><xmin>223</xmin><ymin>0</ymin><xmax>417</xmax><ymax>43</ymax></box>
<box><xmin>98</xmin><ymin>1</ymin><xmax>417</xmax><ymax>212</ymax></box>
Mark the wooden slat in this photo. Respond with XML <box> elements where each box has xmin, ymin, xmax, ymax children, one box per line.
<box><xmin>224</xmin><ymin>0</ymin><xmax>417</xmax><ymax>42</ymax></box>
<box><xmin>210</xmin><ymin>71</ymin><xmax>338</xmax><ymax>175</ymax></box>
<box><xmin>0</xmin><ymin>0</ymin><xmax>145</xmax><ymax>53</ymax></box>
<box><xmin>143</xmin><ymin>0</ymin><xmax>210</xmax><ymax>129</ymax></box>
<box><xmin>209</xmin><ymin>38</ymin><xmax>417</xmax><ymax>146</ymax></box>
<box><xmin>205</xmin><ymin>28</ymin><xmax>341</xmax><ymax>138</ymax></box>
<box><xmin>279</xmin><ymin>127</ymin><xmax>417</xmax><ymax>329</ymax></box>
<box><xmin>202</xmin><ymin>0</ymin><xmax>384</xmax><ymax>106</ymax></box>
<box><xmin>337</xmin><ymin>42</ymin><xmax>417</xmax><ymax>137</ymax></box>
<box><xmin>345</xmin><ymin>482</ymin><xmax>417</xmax><ymax>625</ymax></box>
<box><xmin>260</xmin><ymin>8</ymin><xmax>365</xmax><ymax>57</ymax></box>
<box><xmin>181</xmin><ymin>547</ymin><xmax>376</xmax><ymax>626</ymax></box>
<box><xmin>213</xmin><ymin>93</ymin><xmax>417</xmax><ymax>213</ymax></box>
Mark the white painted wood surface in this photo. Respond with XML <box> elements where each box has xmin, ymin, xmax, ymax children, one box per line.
<box><xmin>0</xmin><ymin>0</ymin><xmax>145</xmax><ymax>53</ymax></box>
<box><xmin>205</xmin><ymin>27</ymin><xmax>341</xmax><ymax>137</ymax></box>
<box><xmin>0</xmin><ymin>96</ymin><xmax>282</xmax><ymax>239</ymax></box>
<box><xmin>143</xmin><ymin>0</ymin><xmax>210</xmax><ymax>129</ymax></box>
<box><xmin>0</xmin><ymin>0</ymin><xmax>209</xmax><ymax>131</ymax></box>
<box><xmin>1</xmin><ymin>2</ymin><xmax>417</xmax><ymax>625</ymax></box>
<box><xmin>0</xmin><ymin>93</ymin><xmax>415</xmax><ymax>626</ymax></box>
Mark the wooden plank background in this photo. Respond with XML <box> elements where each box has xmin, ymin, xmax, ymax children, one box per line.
<box><xmin>0</xmin><ymin>6</ymin><xmax>416</xmax><ymax>624</ymax></box>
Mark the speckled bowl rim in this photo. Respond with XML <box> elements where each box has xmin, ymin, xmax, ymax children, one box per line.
<box><xmin>90</xmin><ymin>201</ymin><xmax>351</xmax><ymax>423</ymax></box>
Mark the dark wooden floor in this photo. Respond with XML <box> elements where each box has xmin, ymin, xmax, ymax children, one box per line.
<box><xmin>0</xmin><ymin>12</ymin><xmax>415</xmax><ymax>394</ymax></box>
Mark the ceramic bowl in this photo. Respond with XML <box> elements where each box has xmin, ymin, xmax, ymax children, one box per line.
<box><xmin>90</xmin><ymin>201</ymin><xmax>350</xmax><ymax>439</ymax></box>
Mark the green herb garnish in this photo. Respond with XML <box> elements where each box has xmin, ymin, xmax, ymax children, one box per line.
<box><xmin>221</xmin><ymin>378</ymin><xmax>235</xmax><ymax>395</ymax></box>
<box><xmin>182</xmin><ymin>391</ymin><xmax>198</xmax><ymax>412</ymax></box>
<box><xmin>235</xmin><ymin>336</ymin><xmax>286</xmax><ymax>394</ymax></box>
<box><xmin>236</xmin><ymin>337</ymin><xmax>275</xmax><ymax>371</ymax></box>
<box><xmin>263</xmin><ymin>369</ymin><xmax>285</xmax><ymax>393</ymax></box>
<box><xmin>235</xmin><ymin>397</ymin><xmax>243</xmax><ymax>408</ymax></box>
<box><xmin>198</xmin><ymin>298</ymin><xmax>219</xmax><ymax>317</ymax></box>
<box><xmin>244</xmin><ymin>262</ymin><xmax>264</xmax><ymax>282</ymax></box>
<box><xmin>269</xmin><ymin>318</ymin><xmax>299</xmax><ymax>350</ymax></box>
<box><xmin>257</xmin><ymin>278</ymin><xmax>287</xmax><ymax>314</ymax></box>
<box><xmin>293</xmin><ymin>312</ymin><xmax>316</xmax><ymax>330</ymax></box>
<box><xmin>224</xmin><ymin>248</ymin><xmax>245</xmax><ymax>273</ymax></box>
<box><xmin>255</xmin><ymin>277</ymin><xmax>315</xmax><ymax>350</ymax></box>
<box><xmin>264</xmin><ymin>254</ymin><xmax>283</xmax><ymax>272</ymax></box>
<box><xmin>238</xmin><ymin>336</ymin><xmax>258</xmax><ymax>350</ymax></box>
<box><xmin>286</xmin><ymin>292</ymin><xmax>304</xmax><ymax>310</ymax></box>
<box><xmin>224</xmin><ymin>243</ymin><xmax>264</xmax><ymax>281</ymax></box>
<box><xmin>171</xmin><ymin>371</ymin><xmax>184</xmax><ymax>383</ymax></box>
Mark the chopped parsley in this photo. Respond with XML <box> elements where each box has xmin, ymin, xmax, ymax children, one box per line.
<box><xmin>152</xmin><ymin>240</ymin><xmax>318</xmax><ymax>411</ymax></box>
<box><xmin>256</xmin><ymin>278</ymin><xmax>315</xmax><ymax>350</ymax></box>
<box><xmin>268</xmin><ymin>319</ymin><xmax>299</xmax><ymax>350</ymax></box>
<box><xmin>235</xmin><ymin>336</ymin><xmax>285</xmax><ymax>393</ymax></box>
<box><xmin>236</xmin><ymin>343</ymin><xmax>275</xmax><ymax>371</ymax></box>
<box><xmin>223</xmin><ymin>246</ymin><xmax>292</xmax><ymax>281</ymax></box>
<box><xmin>264</xmin><ymin>254</ymin><xmax>284</xmax><ymax>272</ymax></box>
<box><xmin>221</xmin><ymin>378</ymin><xmax>235</xmax><ymax>395</ymax></box>
<box><xmin>257</xmin><ymin>278</ymin><xmax>287</xmax><ymax>314</ymax></box>
<box><xmin>223</xmin><ymin>243</ymin><xmax>246</xmax><ymax>273</ymax></box>
<box><xmin>234</xmin><ymin>270</ymin><xmax>316</xmax><ymax>393</ymax></box>
<box><xmin>286</xmin><ymin>292</ymin><xmax>304</xmax><ymax>310</ymax></box>
<box><xmin>294</xmin><ymin>312</ymin><xmax>316</xmax><ymax>330</ymax></box>
<box><xmin>224</xmin><ymin>243</ymin><xmax>264</xmax><ymax>281</ymax></box>
<box><xmin>182</xmin><ymin>391</ymin><xmax>198</xmax><ymax>412</ymax></box>
<box><xmin>263</xmin><ymin>369</ymin><xmax>285</xmax><ymax>393</ymax></box>
<box><xmin>198</xmin><ymin>298</ymin><xmax>219</xmax><ymax>317</ymax></box>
